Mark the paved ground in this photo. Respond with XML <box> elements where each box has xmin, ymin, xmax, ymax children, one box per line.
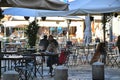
<box><xmin>1</xmin><ymin>51</ymin><xmax>120</xmax><ymax>80</ymax></box>
<box><xmin>33</xmin><ymin>64</ymin><xmax>120</xmax><ymax>80</ymax></box>
<box><xmin>1</xmin><ymin>61</ymin><xmax>120</xmax><ymax>80</ymax></box>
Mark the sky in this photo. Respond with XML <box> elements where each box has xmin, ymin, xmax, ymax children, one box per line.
<box><xmin>60</xmin><ymin>0</ymin><xmax>75</xmax><ymax>3</ymax></box>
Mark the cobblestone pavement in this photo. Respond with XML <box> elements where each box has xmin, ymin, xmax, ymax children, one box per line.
<box><xmin>33</xmin><ymin>65</ymin><xmax>120</xmax><ymax>80</ymax></box>
<box><xmin>1</xmin><ymin>51</ymin><xmax>120</xmax><ymax>80</ymax></box>
<box><xmin>1</xmin><ymin>63</ymin><xmax>120</xmax><ymax>80</ymax></box>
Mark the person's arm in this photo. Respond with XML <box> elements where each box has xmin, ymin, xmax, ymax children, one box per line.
<box><xmin>53</xmin><ymin>39</ymin><xmax>58</xmax><ymax>47</ymax></box>
<box><xmin>39</xmin><ymin>40</ymin><xmax>42</xmax><ymax>46</ymax></box>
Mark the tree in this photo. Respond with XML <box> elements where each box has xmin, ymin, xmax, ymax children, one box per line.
<box><xmin>26</xmin><ymin>20</ymin><xmax>39</xmax><ymax>48</ymax></box>
<box><xmin>0</xmin><ymin>8</ymin><xmax>4</xmax><ymax>20</ymax></box>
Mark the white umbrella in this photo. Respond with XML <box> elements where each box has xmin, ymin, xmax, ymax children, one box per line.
<box><xmin>84</xmin><ymin>14</ymin><xmax>92</xmax><ymax>46</ymax></box>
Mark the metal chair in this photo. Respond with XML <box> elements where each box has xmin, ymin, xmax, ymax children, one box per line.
<box><xmin>14</xmin><ymin>56</ymin><xmax>35</xmax><ymax>80</ymax></box>
<box><xmin>76</xmin><ymin>46</ymin><xmax>85</xmax><ymax>65</ymax></box>
<box><xmin>107</xmin><ymin>46</ymin><xmax>119</xmax><ymax>67</ymax></box>
<box><xmin>85</xmin><ymin>43</ymin><xmax>96</xmax><ymax>64</ymax></box>
<box><xmin>35</xmin><ymin>56</ymin><xmax>43</xmax><ymax>77</ymax></box>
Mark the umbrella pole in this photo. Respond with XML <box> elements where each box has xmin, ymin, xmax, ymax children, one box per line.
<box><xmin>103</xmin><ymin>24</ymin><xmax>106</xmax><ymax>43</ymax></box>
<box><xmin>67</xmin><ymin>19</ymin><xmax>71</xmax><ymax>41</ymax></box>
<box><xmin>103</xmin><ymin>14</ymin><xmax>106</xmax><ymax>43</ymax></box>
<box><xmin>4</xmin><ymin>26</ymin><xmax>6</xmax><ymax>37</ymax></box>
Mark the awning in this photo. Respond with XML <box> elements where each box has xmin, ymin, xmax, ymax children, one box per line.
<box><xmin>0</xmin><ymin>0</ymin><xmax>68</xmax><ymax>11</ymax></box>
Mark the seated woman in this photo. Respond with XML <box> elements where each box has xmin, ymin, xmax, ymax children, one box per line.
<box><xmin>90</xmin><ymin>42</ymin><xmax>107</xmax><ymax>64</ymax></box>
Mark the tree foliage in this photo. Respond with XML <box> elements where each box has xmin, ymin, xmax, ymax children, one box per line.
<box><xmin>0</xmin><ymin>8</ymin><xmax>4</xmax><ymax>19</ymax></box>
<box><xmin>26</xmin><ymin>20</ymin><xmax>39</xmax><ymax>47</ymax></box>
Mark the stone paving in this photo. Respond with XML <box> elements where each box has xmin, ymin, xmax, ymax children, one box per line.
<box><xmin>33</xmin><ymin>64</ymin><xmax>120</xmax><ymax>80</ymax></box>
<box><xmin>1</xmin><ymin>51</ymin><xmax>120</xmax><ymax>80</ymax></box>
<box><xmin>1</xmin><ymin>62</ymin><xmax>120</xmax><ymax>80</ymax></box>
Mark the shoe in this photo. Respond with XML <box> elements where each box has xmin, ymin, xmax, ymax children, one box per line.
<box><xmin>50</xmin><ymin>74</ymin><xmax>54</xmax><ymax>77</ymax></box>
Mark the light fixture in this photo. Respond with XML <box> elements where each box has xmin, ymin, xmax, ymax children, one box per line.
<box><xmin>90</xmin><ymin>16</ymin><xmax>94</xmax><ymax>21</ymax></box>
<box><xmin>114</xmin><ymin>13</ymin><xmax>118</xmax><ymax>17</ymax></box>
<box><xmin>56</xmin><ymin>21</ymin><xmax>59</xmax><ymax>24</ymax></box>
<box><xmin>41</xmin><ymin>17</ymin><xmax>46</xmax><ymax>21</ymax></box>
<box><xmin>24</xmin><ymin>16</ymin><xmax>30</xmax><ymax>20</ymax></box>
<box><xmin>67</xmin><ymin>19</ymin><xmax>71</xmax><ymax>24</ymax></box>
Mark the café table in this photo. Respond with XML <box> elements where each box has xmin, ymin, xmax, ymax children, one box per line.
<box><xmin>3</xmin><ymin>42</ymin><xmax>22</xmax><ymax>52</ymax></box>
<box><xmin>4</xmin><ymin>42</ymin><xmax>22</xmax><ymax>48</ymax></box>
<box><xmin>1</xmin><ymin>51</ymin><xmax>18</xmax><ymax>55</ymax></box>
<box><xmin>1</xmin><ymin>51</ymin><xmax>20</xmax><ymax>70</ymax></box>
<box><xmin>0</xmin><ymin>55</ymin><xmax>35</xmax><ymax>80</ymax></box>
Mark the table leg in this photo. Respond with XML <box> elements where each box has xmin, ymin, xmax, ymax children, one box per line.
<box><xmin>25</xmin><ymin>61</ymin><xmax>28</xmax><ymax>80</ymax></box>
<box><xmin>34</xmin><ymin>57</ymin><xmax>37</xmax><ymax>77</ymax></box>
<box><xmin>41</xmin><ymin>62</ymin><xmax>43</xmax><ymax>78</ymax></box>
<box><xmin>0</xmin><ymin>60</ymin><xmax>1</xmax><ymax>79</ymax></box>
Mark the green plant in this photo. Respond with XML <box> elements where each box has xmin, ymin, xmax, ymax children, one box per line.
<box><xmin>26</xmin><ymin>20</ymin><xmax>39</xmax><ymax>48</ymax></box>
<box><xmin>0</xmin><ymin>8</ymin><xmax>4</xmax><ymax>20</ymax></box>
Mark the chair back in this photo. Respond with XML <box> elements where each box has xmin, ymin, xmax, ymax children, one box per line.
<box><xmin>113</xmin><ymin>47</ymin><xmax>119</xmax><ymax>56</ymax></box>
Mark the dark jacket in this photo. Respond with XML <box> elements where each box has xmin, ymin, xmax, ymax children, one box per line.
<box><xmin>39</xmin><ymin>38</ymin><xmax>49</xmax><ymax>51</ymax></box>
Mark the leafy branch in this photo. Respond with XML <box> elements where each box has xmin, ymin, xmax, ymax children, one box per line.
<box><xmin>26</xmin><ymin>20</ymin><xmax>39</xmax><ymax>47</ymax></box>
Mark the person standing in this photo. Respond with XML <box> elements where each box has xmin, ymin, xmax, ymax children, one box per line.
<box><xmin>39</xmin><ymin>35</ymin><xmax>49</xmax><ymax>62</ymax></box>
<box><xmin>39</xmin><ymin>35</ymin><xmax>49</xmax><ymax>52</ymax></box>
<box><xmin>48</xmin><ymin>35</ymin><xmax>58</xmax><ymax>48</ymax></box>
<box><xmin>46</xmin><ymin>35</ymin><xmax>59</xmax><ymax>77</ymax></box>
